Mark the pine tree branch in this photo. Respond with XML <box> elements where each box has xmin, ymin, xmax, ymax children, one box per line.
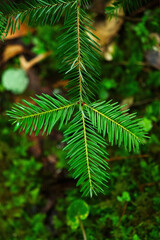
<box><xmin>85</xmin><ymin>102</ymin><xmax>145</xmax><ymax>152</ymax></box>
<box><xmin>7</xmin><ymin>94</ymin><xmax>75</xmax><ymax>135</ymax></box>
<box><xmin>0</xmin><ymin>0</ymin><xmax>75</xmax><ymax>37</ymax></box>
<box><xmin>58</xmin><ymin>3</ymin><xmax>101</xmax><ymax>102</ymax></box>
<box><xmin>64</xmin><ymin>110</ymin><xmax>109</xmax><ymax>197</ymax></box>
<box><xmin>5</xmin><ymin>0</ymin><xmax>146</xmax><ymax>197</ymax></box>
<box><xmin>86</xmin><ymin>105</ymin><xmax>140</xmax><ymax>141</ymax></box>
<box><xmin>14</xmin><ymin>103</ymin><xmax>75</xmax><ymax>120</ymax></box>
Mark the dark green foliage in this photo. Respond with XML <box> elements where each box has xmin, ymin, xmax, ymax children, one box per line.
<box><xmin>4</xmin><ymin>0</ymin><xmax>146</xmax><ymax>196</ymax></box>
<box><xmin>146</xmin><ymin>101</ymin><xmax>160</xmax><ymax>119</ymax></box>
<box><xmin>0</xmin><ymin>117</ymin><xmax>50</xmax><ymax>240</ymax></box>
<box><xmin>58</xmin><ymin>8</ymin><xmax>101</xmax><ymax>102</ymax></box>
<box><xmin>52</xmin><ymin>150</ymin><xmax>160</xmax><ymax>239</ymax></box>
<box><xmin>106</xmin><ymin>0</ymin><xmax>151</xmax><ymax>18</ymax></box>
<box><xmin>120</xmin><ymin>0</ymin><xmax>149</xmax><ymax>12</ymax></box>
<box><xmin>7</xmin><ymin>96</ymin><xmax>145</xmax><ymax>196</ymax></box>
<box><xmin>85</xmin><ymin>101</ymin><xmax>145</xmax><ymax>152</ymax></box>
<box><xmin>102</xmin><ymin>8</ymin><xmax>159</xmax><ymax>99</ymax></box>
<box><xmin>64</xmin><ymin>111</ymin><xmax>109</xmax><ymax>197</ymax></box>
<box><xmin>0</xmin><ymin>0</ymin><xmax>74</xmax><ymax>38</ymax></box>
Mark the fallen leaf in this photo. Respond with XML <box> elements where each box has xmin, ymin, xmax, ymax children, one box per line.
<box><xmin>92</xmin><ymin>3</ymin><xmax>124</xmax><ymax>49</ymax></box>
<box><xmin>2</xmin><ymin>44</ymin><xmax>25</xmax><ymax>63</ymax></box>
<box><xmin>145</xmin><ymin>49</ymin><xmax>160</xmax><ymax>70</ymax></box>
<box><xmin>52</xmin><ymin>80</ymin><xmax>69</xmax><ymax>89</ymax></box>
<box><xmin>19</xmin><ymin>51</ymin><xmax>51</xmax><ymax>71</ymax></box>
<box><xmin>121</xmin><ymin>97</ymin><xmax>134</xmax><ymax>111</ymax></box>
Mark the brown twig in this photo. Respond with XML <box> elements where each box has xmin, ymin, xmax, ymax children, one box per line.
<box><xmin>133</xmin><ymin>98</ymin><xmax>158</xmax><ymax>107</ymax></box>
<box><xmin>118</xmin><ymin>202</ymin><xmax>128</xmax><ymax>226</ymax></box>
<box><xmin>113</xmin><ymin>14</ymin><xmax>141</xmax><ymax>22</ymax></box>
<box><xmin>131</xmin><ymin>0</ymin><xmax>160</xmax><ymax>16</ymax></box>
<box><xmin>139</xmin><ymin>181</ymin><xmax>159</xmax><ymax>192</ymax></box>
<box><xmin>19</xmin><ymin>51</ymin><xmax>52</xmax><ymax>71</ymax></box>
<box><xmin>107</xmin><ymin>154</ymin><xmax>149</xmax><ymax>162</ymax></box>
<box><xmin>112</xmin><ymin>61</ymin><xmax>150</xmax><ymax>67</ymax></box>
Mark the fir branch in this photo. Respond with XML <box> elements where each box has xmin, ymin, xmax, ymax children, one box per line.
<box><xmin>64</xmin><ymin>110</ymin><xmax>109</xmax><ymax>197</ymax></box>
<box><xmin>7</xmin><ymin>94</ymin><xmax>75</xmax><ymax>135</ymax></box>
<box><xmin>85</xmin><ymin>101</ymin><xmax>145</xmax><ymax>152</ymax></box>
<box><xmin>58</xmin><ymin>3</ymin><xmax>101</xmax><ymax>102</ymax></box>
<box><xmin>0</xmin><ymin>0</ymin><xmax>75</xmax><ymax>37</ymax></box>
<box><xmin>5</xmin><ymin>0</ymin><xmax>146</xmax><ymax>197</ymax></box>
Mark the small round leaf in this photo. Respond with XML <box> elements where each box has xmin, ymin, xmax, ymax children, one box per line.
<box><xmin>67</xmin><ymin>200</ymin><xmax>89</xmax><ymax>229</ymax></box>
<box><xmin>2</xmin><ymin>68</ymin><xmax>29</xmax><ymax>94</ymax></box>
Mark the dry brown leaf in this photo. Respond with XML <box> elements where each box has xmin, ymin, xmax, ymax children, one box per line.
<box><xmin>47</xmin><ymin>155</ymin><xmax>57</xmax><ymax>164</ymax></box>
<box><xmin>145</xmin><ymin>49</ymin><xmax>160</xmax><ymax>70</ymax></box>
<box><xmin>93</xmin><ymin>8</ymin><xmax>124</xmax><ymax>48</ymax></box>
<box><xmin>121</xmin><ymin>97</ymin><xmax>134</xmax><ymax>111</ymax></box>
<box><xmin>52</xmin><ymin>80</ymin><xmax>68</xmax><ymax>89</ymax></box>
<box><xmin>145</xmin><ymin>33</ymin><xmax>160</xmax><ymax>70</ymax></box>
<box><xmin>2</xmin><ymin>44</ymin><xmax>25</xmax><ymax>63</ymax></box>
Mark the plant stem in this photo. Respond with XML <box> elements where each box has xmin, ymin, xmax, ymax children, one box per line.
<box><xmin>77</xmin><ymin>0</ymin><xmax>83</xmax><ymax>102</ymax></box>
<box><xmin>79</xmin><ymin>219</ymin><xmax>87</xmax><ymax>240</ymax></box>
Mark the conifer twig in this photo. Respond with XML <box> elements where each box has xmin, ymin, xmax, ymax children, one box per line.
<box><xmin>19</xmin><ymin>51</ymin><xmax>51</xmax><ymax>71</ymax></box>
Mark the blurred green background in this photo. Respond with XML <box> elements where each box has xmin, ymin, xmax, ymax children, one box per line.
<box><xmin>0</xmin><ymin>1</ymin><xmax>160</xmax><ymax>239</ymax></box>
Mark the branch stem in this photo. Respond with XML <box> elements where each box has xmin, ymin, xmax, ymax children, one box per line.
<box><xmin>12</xmin><ymin>103</ymin><xmax>75</xmax><ymax>120</ymax></box>
<box><xmin>77</xmin><ymin>1</ymin><xmax>83</xmax><ymax>102</ymax></box>
<box><xmin>79</xmin><ymin>218</ymin><xmax>87</xmax><ymax>240</ymax></box>
<box><xmin>81</xmin><ymin>107</ymin><xmax>93</xmax><ymax>197</ymax></box>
